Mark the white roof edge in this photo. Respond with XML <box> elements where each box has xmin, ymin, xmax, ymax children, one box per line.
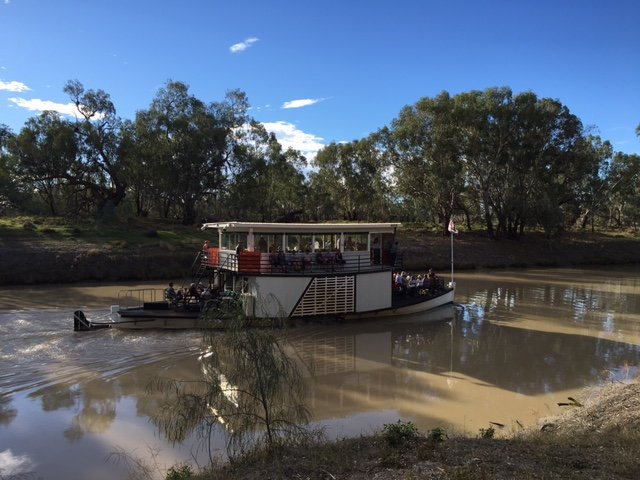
<box><xmin>201</xmin><ymin>221</ymin><xmax>402</xmax><ymax>233</ymax></box>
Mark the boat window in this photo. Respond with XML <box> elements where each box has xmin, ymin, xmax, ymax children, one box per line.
<box><xmin>286</xmin><ymin>233</ymin><xmax>312</xmax><ymax>252</ymax></box>
<box><xmin>313</xmin><ymin>233</ymin><xmax>340</xmax><ymax>251</ymax></box>
<box><xmin>221</xmin><ymin>232</ymin><xmax>247</xmax><ymax>251</ymax></box>
<box><xmin>260</xmin><ymin>234</ymin><xmax>284</xmax><ymax>252</ymax></box>
<box><xmin>343</xmin><ymin>233</ymin><xmax>368</xmax><ymax>251</ymax></box>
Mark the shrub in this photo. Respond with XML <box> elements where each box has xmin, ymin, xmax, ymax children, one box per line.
<box><xmin>165</xmin><ymin>464</ymin><xmax>192</xmax><ymax>480</ymax></box>
<box><xmin>382</xmin><ymin>420</ymin><xmax>419</xmax><ymax>447</ymax></box>
<box><xmin>428</xmin><ymin>426</ymin><xmax>447</xmax><ymax>443</ymax></box>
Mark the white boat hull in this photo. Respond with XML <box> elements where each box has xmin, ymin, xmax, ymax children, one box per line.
<box><xmin>345</xmin><ymin>286</ymin><xmax>455</xmax><ymax>320</ymax></box>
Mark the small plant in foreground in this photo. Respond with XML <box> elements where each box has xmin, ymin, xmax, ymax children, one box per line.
<box><xmin>428</xmin><ymin>426</ymin><xmax>447</xmax><ymax>443</ymax></box>
<box><xmin>166</xmin><ymin>463</ymin><xmax>193</xmax><ymax>480</ymax></box>
<box><xmin>382</xmin><ymin>420</ymin><xmax>419</xmax><ymax>446</ymax></box>
<box><xmin>478</xmin><ymin>425</ymin><xmax>495</xmax><ymax>439</ymax></box>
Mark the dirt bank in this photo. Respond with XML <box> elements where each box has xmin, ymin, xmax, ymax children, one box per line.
<box><xmin>198</xmin><ymin>380</ymin><xmax>640</xmax><ymax>480</ymax></box>
<box><xmin>0</xmin><ymin>230</ymin><xmax>638</xmax><ymax>286</ymax></box>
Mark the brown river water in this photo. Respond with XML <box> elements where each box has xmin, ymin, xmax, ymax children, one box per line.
<box><xmin>0</xmin><ymin>266</ymin><xmax>639</xmax><ymax>479</ymax></box>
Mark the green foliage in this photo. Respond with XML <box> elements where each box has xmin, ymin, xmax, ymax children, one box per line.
<box><xmin>382</xmin><ymin>420</ymin><xmax>419</xmax><ymax>446</ymax></box>
<box><xmin>428</xmin><ymin>426</ymin><xmax>447</xmax><ymax>443</ymax></box>
<box><xmin>165</xmin><ymin>464</ymin><xmax>193</xmax><ymax>480</ymax></box>
<box><xmin>150</xmin><ymin>311</ymin><xmax>310</xmax><ymax>465</ymax></box>
<box><xmin>4</xmin><ymin>81</ymin><xmax>638</xmax><ymax>232</ymax></box>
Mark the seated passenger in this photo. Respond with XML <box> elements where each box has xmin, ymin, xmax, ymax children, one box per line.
<box><xmin>335</xmin><ymin>251</ymin><xmax>346</xmax><ymax>264</ymax></box>
<box><xmin>303</xmin><ymin>250</ymin><xmax>312</xmax><ymax>269</ymax></box>
<box><xmin>165</xmin><ymin>282</ymin><xmax>177</xmax><ymax>302</ymax></box>
<box><xmin>408</xmin><ymin>275</ymin><xmax>417</xmax><ymax>296</ymax></box>
<box><xmin>187</xmin><ymin>283</ymin><xmax>200</xmax><ymax>302</ymax></box>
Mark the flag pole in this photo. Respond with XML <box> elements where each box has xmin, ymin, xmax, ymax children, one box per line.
<box><xmin>448</xmin><ymin>218</ymin><xmax>457</xmax><ymax>285</ymax></box>
<box><xmin>450</xmin><ymin>226</ymin><xmax>454</xmax><ymax>284</ymax></box>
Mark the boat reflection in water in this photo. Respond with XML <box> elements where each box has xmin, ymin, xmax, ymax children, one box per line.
<box><xmin>280</xmin><ymin>299</ymin><xmax>639</xmax><ymax>438</ymax></box>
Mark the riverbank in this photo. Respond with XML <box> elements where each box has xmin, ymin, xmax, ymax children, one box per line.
<box><xmin>195</xmin><ymin>380</ymin><xmax>640</xmax><ymax>480</ymax></box>
<box><xmin>0</xmin><ymin>228</ymin><xmax>638</xmax><ymax>286</ymax></box>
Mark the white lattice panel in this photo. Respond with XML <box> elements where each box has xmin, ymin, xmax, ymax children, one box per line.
<box><xmin>292</xmin><ymin>275</ymin><xmax>355</xmax><ymax>316</ymax></box>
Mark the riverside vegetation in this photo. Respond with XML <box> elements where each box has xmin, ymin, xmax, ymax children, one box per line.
<box><xmin>1</xmin><ymin>216</ymin><xmax>639</xmax><ymax>286</ymax></box>
<box><xmin>2</xmin><ymin>216</ymin><xmax>640</xmax><ymax>479</ymax></box>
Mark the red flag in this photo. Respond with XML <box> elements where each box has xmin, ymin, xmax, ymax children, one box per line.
<box><xmin>448</xmin><ymin>219</ymin><xmax>458</xmax><ymax>234</ymax></box>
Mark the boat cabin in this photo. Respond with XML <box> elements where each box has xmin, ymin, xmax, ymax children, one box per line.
<box><xmin>199</xmin><ymin>222</ymin><xmax>403</xmax><ymax>318</ymax></box>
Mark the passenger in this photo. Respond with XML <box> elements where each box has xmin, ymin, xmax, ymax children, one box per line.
<box><xmin>427</xmin><ymin>268</ymin><xmax>437</xmax><ymax>293</ymax></box>
<box><xmin>202</xmin><ymin>240</ymin><xmax>210</xmax><ymax>251</ymax></box>
<box><xmin>335</xmin><ymin>251</ymin><xmax>345</xmax><ymax>265</ymax></box>
<box><xmin>408</xmin><ymin>275</ymin><xmax>417</xmax><ymax>296</ymax></box>
<box><xmin>390</xmin><ymin>241</ymin><xmax>398</xmax><ymax>267</ymax></box>
<box><xmin>372</xmin><ymin>237</ymin><xmax>381</xmax><ymax>265</ymax></box>
<box><xmin>235</xmin><ymin>243</ymin><xmax>243</xmax><ymax>255</ymax></box>
<box><xmin>303</xmin><ymin>250</ymin><xmax>313</xmax><ymax>270</ymax></box>
<box><xmin>188</xmin><ymin>283</ymin><xmax>200</xmax><ymax>302</ymax></box>
<box><xmin>165</xmin><ymin>282</ymin><xmax>177</xmax><ymax>303</ymax></box>
<box><xmin>175</xmin><ymin>288</ymin><xmax>184</xmax><ymax>305</ymax></box>
<box><xmin>395</xmin><ymin>271</ymin><xmax>406</xmax><ymax>294</ymax></box>
<box><xmin>258</xmin><ymin>236</ymin><xmax>268</xmax><ymax>253</ymax></box>
<box><xmin>277</xmin><ymin>247</ymin><xmax>286</xmax><ymax>271</ymax></box>
<box><xmin>345</xmin><ymin>236</ymin><xmax>355</xmax><ymax>251</ymax></box>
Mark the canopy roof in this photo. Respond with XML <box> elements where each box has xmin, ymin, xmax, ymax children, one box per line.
<box><xmin>201</xmin><ymin>221</ymin><xmax>401</xmax><ymax>234</ymax></box>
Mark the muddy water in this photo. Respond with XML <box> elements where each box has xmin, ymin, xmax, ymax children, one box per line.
<box><xmin>1</xmin><ymin>268</ymin><xmax>639</xmax><ymax>479</ymax></box>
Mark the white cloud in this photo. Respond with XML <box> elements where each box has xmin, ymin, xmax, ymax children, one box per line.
<box><xmin>8</xmin><ymin>97</ymin><xmax>104</xmax><ymax>121</ymax></box>
<box><xmin>281</xmin><ymin>98</ymin><xmax>322</xmax><ymax>109</ymax></box>
<box><xmin>0</xmin><ymin>449</ymin><xmax>35</xmax><ymax>477</ymax></box>
<box><xmin>229</xmin><ymin>37</ymin><xmax>259</xmax><ymax>53</ymax></box>
<box><xmin>0</xmin><ymin>80</ymin><xmax>31</xmax><ymax>92</ymax></box>
<box><xmin>262</xmin><ymin>121</ymin><xmax>325</xmax><ymax>160</ymax></box>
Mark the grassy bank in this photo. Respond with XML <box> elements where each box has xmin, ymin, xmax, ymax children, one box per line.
<box><xmin>1</xmin><ymin>217</ymin><xmax>639</xmax><ymax>286</ymax></box>
<box><xmin>189</xmin><ymin>381</ymin><xmax>640</xmax><ymax>480</ymax></box>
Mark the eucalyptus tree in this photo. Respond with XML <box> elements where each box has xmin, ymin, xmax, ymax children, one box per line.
<box><xmin>224</xmin><ymin>126</ymin><xmax>307</xmax><ymax>222</ymax></box>
<box><xmin>134</xmin><ymin>82</ymin><xmax>249</xmax><ymax>224</ymax></box>
<box><xmin>454</xmin><ymin>88</ymin><xmax>596</xmax><ymax>237</ymax></box>
<box><xmin>0</xmin><ymin>124</ymin><xmax>20</xmax><ymax>214</ymax></box>
<box><xmin>310</xmin><ymin>136</ymin><xmax>392</xmax><ymax>221</ymax></box>
<box><xmin>63</xmin><ymin>80</ymin><xmax>129</xmax><ymax>217</ymax></box>
<box><xmin>9</xmin><ymin>112</ymin><xmax>78</xmax><ymax>215</ymax></box>
<box><xmin>606</xmin><ymin>152</ymin><xmax>640</xmax><ymax>229</ymax></box>
<box><xmin>385</xmin><ymin>91</ymin><xmax>465</xmax><ymax>231</ymax></box>
<box><xmin>571</xmin><ymin>136</ymin><xmax>612</xmax><ymax>231</ymax></box>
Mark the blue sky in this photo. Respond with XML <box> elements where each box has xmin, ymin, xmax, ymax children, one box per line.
<box><xmin>1</xmin><ymin>0</ymin><xmax>639</xmax><ymax>159</ymax></box>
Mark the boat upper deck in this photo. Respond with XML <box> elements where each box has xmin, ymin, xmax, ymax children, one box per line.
<box><xmin>200</xmin><ymin>221</ymin><xmax>402</xmax><ymax>275</ymax></box>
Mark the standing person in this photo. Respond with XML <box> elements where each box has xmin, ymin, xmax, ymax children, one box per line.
<box><xmin>372</xmin><ymin>237</ymin><xmax>381</xmax><ymax>265</ymax></box>
<box><xmin>427</xmin><ymin>267</ymin><xmax>437</xmax><ymax>293</ymax></box>
<box><xmin>390</xmin><ymin>241</ymin><xmax>398</xmax><ymax>268</ymax></box>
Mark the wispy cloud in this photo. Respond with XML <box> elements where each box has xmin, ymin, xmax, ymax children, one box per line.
<box><xmin>229</xmin><ymin>37</ymin><xmax>259</xmax><ymax>53</ymax></box>
<box><xmin>0</xmin><ymin>80</ymin><xmax>31</xmax><ymax>92</ymax></box>
<box><xmin>282</xmin><ymin>98</ymin><xmax>323</xmax><ymax>109</ymax></box>
<box><xmin>262</xmin><ymin>121</ymin><xmax>324</xmax><ymax>160</ymax></box>
<box><xmin>8</xmin><ymin>97</ymin><xmax>104</xmax><ymax>120</ymax></box>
